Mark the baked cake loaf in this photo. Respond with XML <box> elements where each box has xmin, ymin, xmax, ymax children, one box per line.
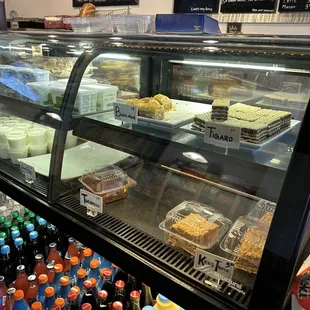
<box><xmin>235</xmin><ymin>227</ymin><xmax>267</xmax><ymax>274</ymax></box>
<box><xmin>169</xmin><ymin>213</ymin><xmax>219</xmax><ymax>255</ymax></box>
<box><xmin>211</xmin><ymin>99</ymin><xmax>230</xmax><ymax>121</ymax></box>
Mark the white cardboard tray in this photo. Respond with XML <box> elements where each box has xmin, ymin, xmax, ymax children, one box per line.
<box><xmin>18</xmin><ymin>141</ymin><xmax>130</xmax><ymax>180</ymax></box>
<box><xmin>180</xmin><ymin>119</ymin><xmax>300</xmax><ymax>150</ymax></box>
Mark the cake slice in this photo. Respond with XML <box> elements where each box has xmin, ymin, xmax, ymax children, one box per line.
<box><xmin>211</xmin><ymin>99</ymin><xmax>230</xmax><ymax>121</ymax></box>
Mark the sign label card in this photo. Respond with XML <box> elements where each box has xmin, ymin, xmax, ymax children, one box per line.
<box><xmin>204</xmin><ymin>122</ymin><xmax>241</xmax><ymax>150</ymax></box>
<box><xmin>278</xmin><ymin>0</ymin><xmax>310</xmax><ymax>12</ymax></box>
<box><xmin>20</xmin><ymin>162</ymin><xmax>36</xmax><ymax>181</ymax></box>
<box><xmin>227</xmin><ymin>23</ymin><xmax>242</xmax><ymax>34</ymax></box>
<box><xmin>221</xmin><ymin>0</ymin><xmax>276</xmax><ymax>13</ymax></box>
<box><xmin>174</xmin><ymin>0</ymin><xmax>220</xmax><ymax>13</ymax></box>
<box><xmin>114</xmin><ymin>102</ymin><xmax>138</xmax><ymax>124</ymax></box>
<box><xmin>80</xmin><ymin>189</ymin><xmax>103</xmax><ymax>214</ymax></box>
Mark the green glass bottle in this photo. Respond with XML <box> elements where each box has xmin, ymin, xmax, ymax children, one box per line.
<box><xmin>0</xmin><ymin>231</ymin><xmax>6</xmax><ymax>242</ymax></box>
<box><xmin>11</xmin><ymin>226</ymin><xmax>18</xmax><ymax>232</ymax></box>
<box><xmin>23</xmin><ymin>208</ymin><xmax>30</xmax><ymax>221</ymax></box>
<box><xmin>12</xmin><ymin>211</ymin><xmax>19</xmax><ymax>226</ymax></box>
<box><xmin>17</xmin><ymin>216</ymin><xmax>25</xmax><ymax>239</ymax></box>
<box><xmin>0</xmin><ymin>216</ymin><xmax>6</xmax><ymax>232</ymax></box>
<box><xmin>29</xmin><ymin>212</ymin><xmax>36</xmax><ymax>225</ymax></box>
<box><xmin>4</xmin><ymin>220</ymin><xmax>12</xmax><ymax>243</ymax></box>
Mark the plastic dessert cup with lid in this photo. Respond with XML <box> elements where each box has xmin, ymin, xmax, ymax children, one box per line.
<box><xmin>0</xmin><ymin>146</ymin><xmax>9</xmax><ymax>159</ymax></box>
<box><xmin>9</xmin><ymin>146</ymin><xmax>28</xmax><ymax>164</ymax></box>
<box><xmin>46</xmin><ymin>128</ymin><xmax>55</xmax><ymax>142</ymax></box>
<box><xmin>4</xmin><ymin>120</ymin><xmax>18</xmax><ymax>128</ymax></box>
<box><xmin>159</xmin><ymin>200</ymin><xmax>231</xmax><ymax>256</ymax></box>
<box><xmin>15</xmin><ymin>123</ymin><xmax>33</xmax><ymax>132</ymax></box>
<box><xmin>29</xmin><ymin>143</ymin><xmax>47</xmax><ymax>157</ymax></box>
<box><xmin>0</xmin><ymin>126</ymin><xmax>12</xmax><ymax>146</ymax></box>
<box><xmin>28</xmin><ymin>128</ymin><xmax>47</xmax><ymax>146</ymax></box>
<box><xmin>6</xmin><ymin>130</ymin><xmax>27</xmax><ymax>151</ymax></box>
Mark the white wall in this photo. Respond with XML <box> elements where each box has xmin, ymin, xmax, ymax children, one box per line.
<box><xmin>4</xmin><ymin>0</ymin><xmax>310</xmax><ymax>35</ymax></box>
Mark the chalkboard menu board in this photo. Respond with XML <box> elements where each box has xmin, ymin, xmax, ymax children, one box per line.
<box><xmin>221</xmin><ymin>0</ymin><xmax>276</xmax><ymax>13</ymax></box>
<box><xmin>278</xmin><ymin>0</ymin><xmax>310</xmax><ymax>12</ymax></box>
<box><xmin>174</xmin><ymin>0</ymin><xmax>219</xmax><ymax>13</ymax></box>
<box><xmin>73</xmin><ymin>0</ymin><xmax>139</xmax><ymax>7</ymax></box>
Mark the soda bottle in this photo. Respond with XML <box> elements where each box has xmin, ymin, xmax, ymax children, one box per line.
<box><xmin>126</xmin><ymin>275</ymin><xmax>137</xmax><ymax>307</ymax></box>
<box><xmin>50</xmin><ymin>305</ymin><xmax>60</xmax><ymax>310</ymax></box>
<box><xmin>68</xmin><ymin>257</ymin><xmax>79</xmax><ymax>286</ymax></box>
<box><xmin>43</xmin><ymin>287</ymin><xmax>55</xmax><ymax>310</ymax></box>
<box><xmin>89</xmin><ymin>260</ymin><xmax>100</xmax><ymax>283</ymax></box>
<box><xmin>0</xmin><ymin>216</ymin><xmax>5</xmax><ymax>232</ymax></box>
<box><xmin>92</xmin><ymin>253</ymin><xmax>102</xmax><ymax>267</ymax></box>
<box><xmin>13</xmin><ymin>290</ymin><xmax>30</xmax><ymax>310</ymax></box>
<box><xmin>52</xmin><ymin>264</ymin><xmax>64</xmax><ymax>296</ymax></box>
<box><xmin>70</xmin><ymin>286</ymin><xmax>81</xmax><ymax>306</ymax></box>
<box><xmin>47</xmin><ymin>244</ymin><xmax>63</xmax><ymax>266</ymax></box>
<box><xmin>28</xmin><ymin>212</ymin><xmax>36</xmax><ymax>225</ymax></box>
<box><xmin>6</xmin><ymin>287</ymin><xmax>16</xmax><ymax>310</ymax></box>
<box><xmin>97</xmin><ymin>290</ymin><xmax>109</xmax><ymax>309</ymax></box>
<box><xmin>0</xmin><ymin>276</ymin><xmax>7</xmax><ymax>310</ymax></box>
<box><xmin>81</xmin><ymin>303</ymin><xmax>92</xmax><ymax>310</ymax></box>
<box><xmin>98</xmin><ymin>269</ymin><xmax>104</xmax><ymax>291</ymax></box>
<box><xmin>66</xmin><ymin>239</ymin><xmax>78</xmax><ymax>258</ymax></box>
<box><xmin>15</xmin><ymin>238</ymin><xmax>27</xmax><ymax>267</ymax></box>
<box><xmin>23</xmin><ymin>209</ymin><xmax>30</xmax><ymax>222</ymax></box>
<box><xmin>76</xmin><ymin>269</ymin><xmax>87</xmax><ymax>292</ymax></box>
<box><xmin>58</xmin><ymin>276</ymin><xmax>70</xmax><ymax>301</ymax></box>
<box><xmin>113</xmin><ymin>281</ymin><xmax>125</xmax><ymax>305</ymax></box>
<box><xmin>34</xmin><ymin>254</ymin><xmax>48</xmax><ymax>277</ymax></box>
<box><xmin>10</xmin><ymin>230</ymin><xmax>20</xmax><ymax>259</ymax></box>
<box><xmin>1</xmin><ymin>245</ymin><xmax>15</xmax><ymax>286</ymax></box>
<box><xmin>111</xmin><ymin>265</ymin><xmax>117</xmax><ymax>282</ymax></box>
<box><xmin>37</xmin><ymin>274</ymin><xmax>49</xmax><ymax>304</ymax></box>
<box><xmin>4</xmin><ymin>221</ymin><xmax>12</xmax><ymax>245</ymax></box>
<box><xmin>141</xmin><ymin>285</ymin><xmax>153</xmax><ymax>308</ymax></box>
<box><xmin>63</xmin><ymin>255</ymin><xmax>71</xmax><ymax>276</ymax></box>
<box><xmin>82</xmin><ymin>249</ymin><xmax>92</xmax><ymax>272</ymax></box>
<box><xmin>15</xmin><ymin>265</ymin><xmax>28</xmax><ymax>295</ymax></box>
<box><xmin>88</xmin><ymin>278</ymin><xmax>98</xmax><ymax>300</ymax></box>
<box><xmin>37</xmin><ymin>219</ymin><xmax>49</xmax><ymax>260</ymax></box>
<box><xmin>111</xmin><ymin>302</ymin><xmax>123</xmax><ymax>310</ymax></box>
<box><xmin>47</xmin><ymin>264</ymin><xmax>55</xmax><ymax>286</ymax></box>
<box><xmin>12</xmin><ymin>211</ymin><xmax>19</xmax><ymax>227</ymax></box>
<box><xmin>26</xmin><ymin>275</ymin><xmax>38</xmax><ymax>306</ymax></box>
<box><xmin>31</xmin><ymin>302</ymin><xmax>42</xmax><ymax>310</ymax></box>
<box><xmin>16</xmin><ymin>218</ymin><xmax>25</xmax><ymax>239</ymax></box>
<box><xmin>113</xmin><ymin>267</ymin><xmax>128</xmax><ymax>287</ymax></box>
<box><xmin>128</xmin><ymin>291</ymin><xmax>141</xmax><ymax>310</ymax></box>
<box><xmin>54</xmin><ymin>298</ymin><xmax>64</xmax><ymax>309</ymax></box>
<box><xmin>28</xmin><ymin>231</ymin><xmax>41</xmax><ymax>272</ymax></box>
<box><xmin>101</xmin><ymin>269</ymin><xmax>114</xmax><ymax>304</ymax></box>
<box><xmin>66</xmin><ymin>292</ymin><xmax>79</xmax><ymax>310</ymax></box>
<box><xmin>81</xmin><ymin>281</ymin><xmax>96</xmax><ymax>310</ymax></box>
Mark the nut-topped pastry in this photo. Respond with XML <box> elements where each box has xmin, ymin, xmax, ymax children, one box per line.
<box><xmin>154</xmin><ymin>94</ymin><xmax>173</xmax><ymax>112</ymax></box>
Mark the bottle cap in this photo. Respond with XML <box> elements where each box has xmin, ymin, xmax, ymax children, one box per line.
<box><xmin>65</xmin><ymin>253</ymin><xmax>71</xmax><ymax>261</ymax></box>
<box><xmin>102</xmin><ymin>268</ymin><xmax>112</xmax><ymax>277</ymax></box>
<box><xmin>68</xmin><ymin>237</ymin><xmax>75</xmax><ymax>243</ymax></box>
<box><xmin>4</xmin><ymin>220</ymin><xmax>12</xmax><ymax>228</ymax></box>
<box><xmin>112</xmin><ymin>302</ymin><xmax>123</xmax><ymax>310</ymax></box>
<box><xmin>24</xmin><ymin>208</ymin><xmax>29</xmax><ymax>213</ymax></box>
<box><xmin>16</xmin><ymin>265</ymin><xmax>25</xmax><ymax>272</ymax></box>
<box><xmin>29</xmin><ymin>231</ymin><xmax>38</xmax><ymax>240</ymax></box>
<box><xmin>1</xmin><ymin>245</ymin><xmax>10</xmax><ymax>254</ymax></box>
<box><xmin>12</xmin><ymin>230</ymin><xmax>20</xmax><ymax>239</ymax></box>
<box><xmin>83</xmin><ymin>280</ymin><xmax>92</xmax><ymax>289</ymax></box>
<box><xmin>0</xmin><ymin>238</ymin><xmax>5</xmax><ymax>246</ymax></box>
<box><xmin>130</xmin><ymin>291</ymin><xmax>140</xmax><ymax>300</ymax></box>
<box><xmin>89</xmin><ymin>278</ymin><xmax>97</xmax><ymax>288</ymax></box>
<box><xmin>60</xmin><ymin>276</ymin><xmax>69</xmax><ymax>286</ymax></box>
<box><xmin>115</xmin><ymin>280</ymin><xmax>125</xmax><ymax>290</ymax></box>
<box><xmin>7</xmin><ymin>288</ymin><xmax>16</xmax><ymax>295</ymax></box>
<box><xmin>28</xmin><ymin>275</ymin><xmax>36</xmax><ymax>282</ymax></box>
<box><xmin>45</xmin><ymin>287</ymin><xmax>55</xmax><ymax>297</ymax></box>
<box><xmin>11</xmin><ymin>226</ymin><xmax>18</xmax><ymax>231</ymax></box>
<box><xmin>55</xmin><ymin>298</ymin><xmax>65</xmax><ymax>308</ymax></box>
<box><xmin>12</xmin><ymin>211</ymin><xmax>19</xmax><ymax>218</ymax></box>
<box><xmin>98</xmin><ymin>290</ymin><xmax>108</xmax><ymax>300</ymax></box>
<box><xmin>70</xmin><ymin>286</ymin><xmax>80</xmax><ymax>295</ymax></box>
<box><xmin>67</xmin><ymin>292</ymin><xmax>77</xmax><ymax>301</ymax></box>
<box><xmin>83</xmin><ymin>248</ymin><xmax>92</xmax><ymax>257</ymax></box>
<box><xmin>54</xmin><ymin>264</ymin><xmax>63</xmax><ymax>273</ymax></box>
<box><xmin>0</xmin><ymin>216</ymin><xmax>5</xmax><ymax>223</ymax></box>
<box><xmin>49</xmin><ymin>242</ymin><xmax>56</xmax><ymax>248</ymax></box>
<box><xmin>51</xmin><ymin>305</ymin><xmax>61</xmax><ymax>310</ymax></box>
<box><xmin>17</xmin><ymin>216</ymin><xmax>24</xmax><ymax>223</ymax></box>
<box><xmin>142</xmin><ymin>307</ymin><xmax>154</xmax><ymax>310</ymax></box>
<box><xmin>29</xmin><ymin>212</ymin><xmax>36</xmax><ymax>219</ymax></box>
<box><xmin>14</xmin><ymin>237</ymin><xmax>23</xmax><ymax>247</ymax></box>
<box><xmin>0</xmin><ymin>232</ymin><xmax>6</xmax><ymax>239</ymax></box>
<box><xmin>77</xmin><ymin>268</ymin><xmax>86</xmax><ymax>278</ymax></box>
<box><xmin>70</xmin><ymin>256</ymin><xmax>79</xmax><ymax>266</ymax></box>
<box><xmin>50</xmin><ymin>224</ymin><xmax>56</xmax><ymax>230</ymax></box>
<box><xmin>14</xmin><ymin>289</ymin><xmax>24</xmax><ymax>301</ymax></box>
<box><xmin>24</xmin><ymin>221</ymin><xmax>31</xmax><ymax>227</ymax></box>
<box><xmin>158</xmin><ymin>294</ymin><xmax>170</xmax><ymax>303</ymax></box>
<box><xmin>26</xmin><ymin>223</ymin><xmax>34</xmax><ymax>232</ymax></box>
<box><xmin>81</xmin><ymin>304</ymin><xmax>92</xmax><ymax>310</ymax></box>
<box><xmin>38</xmin><ymin>274</ymin><xmax>48</xmax><ymax>284</ymax></box>
<box><xmin>47</xmin><ymin>263</ymin><xmax>54</xmax><ymax>270</ymax></box>
<box><xmin>38</xmin><ymin>218</ymin><xmax>47</xmax><ymax>226</ymax></box>
<box><xmin>90</xmin><ymin>259</ymin><xmax>99</xmax><ymax>269</ymax></box>
<box><xmin>31</xmin><ymin>302</ymin><xmax>42</xmax><ymax>310</ymax></box>
<box><xmin>35</xmin><ymin>254</ymin><xmax>43</xmax><ymax>261</ymax></box>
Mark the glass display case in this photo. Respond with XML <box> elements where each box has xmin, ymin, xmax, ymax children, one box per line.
<box><xmin>0</xmin><ymin>31</ymin><xmax>309</xmax><ymax>310</ymax></box>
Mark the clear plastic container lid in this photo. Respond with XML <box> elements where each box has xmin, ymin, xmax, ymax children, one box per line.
<box><xmin>220</xmin><ymin>216</ymin><xmax>269</xmax><ymax>274</ymax></box>
<box><xmin>78</xmin><ymin>165</ymin><xmax>132</xmax><ymax>195</ymax></box>
<box><xmin>247</xmin><ymin>199</ymin><xmax>276</xmax><ymax>225</ymax></box>
<box><xmin>159</xmin><ymin>201</ymin><xmax>231</xmax><ymax>255</ymax></box>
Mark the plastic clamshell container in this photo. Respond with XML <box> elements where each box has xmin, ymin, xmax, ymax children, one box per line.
<box><xmin>78</xmin><ymin>165</ymin><xmax>134</xmax><ymax>204</ymax></box>
<box><xmin>247</xmin><ymin>199</ymin><xmax>276</xmax><ymax>222</ymax></box>
<box><xmin>112</xmin><ymin>15</ymin><xmax>155</xmax><ymax>35</ymax></box>
<box><xmin>63</xmin><ymin>16</ymin><xmax>113</xmax><ymax>33</ymax></box>
<box><xmin>159</xmin><ymin>201</ymin><xmax>231</xmax><ymax>255</ymax></box>
<box><xmin>220</xmin><ymin>216</ymin><xmax>270</xmax><ymax>274</ymax></box>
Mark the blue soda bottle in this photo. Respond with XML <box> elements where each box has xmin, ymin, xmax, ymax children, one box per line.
<box><xmin>52</xmin><ymin>264</ymin><xmax>64</xmax><ymax>296</ymax></box>
<box><xmin>13</xmin><ymin>289</ymin><xmax>30</xmax><ymax>310</ymax></box>
<box><xmin>58</xmin><ymin>276</ymin><xmax>70</xmax><ymax>301</ymax></box>
<box><xmin>43</xmin><ymin>287</ymin><xmax>55</xmax><ymax>310</ymax></box>
<box><xmin>88</xmin><ymin>260</ymin><xmax>100</xmax><ymax>283</ymax></box>
<box><xmin>69</xmin><ymin>256</ymin><xmax>79</xmax><ymax>286</ymax></box>
<box><xmin>37</xmin><ymin>274</ymin><xmax>49</xmax><ymax>304</ymax></box>
<box><xmin>76</xmin><ymin>269</ymin><xmax>87</xmax><ymax>292</ymax></box>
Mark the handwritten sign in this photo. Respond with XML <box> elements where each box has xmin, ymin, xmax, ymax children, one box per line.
<box><xmin>227</xmin><ymin>23</ymin><xmax>242</xmax><ymax>34</ymax></box>
<box><xmin>20</xmin><ymin>162</ymin><xmax>36</xmax><ymax>181</ymax></box>
<box><xmin>278</xmin><ymin>0</ymin><xmax>310</xmax><ymax>12</ymax></box>
<box><xmin>174</xmin><ymin>0</ymin><xmax>220</xmax><ymax>13</ymax></box>
<box><xmin>204</xmin><ymin>122</ymin><xmax>241</xmax><ymax>149</ymax></box>
<box><xmin>221</xmin><ymin>0</ymin><xmax>276</xmax><ymax>13</ymax></box>
<box><xmin>80</xmin><ymin>189</ymin><xmax>103</xmax><ymax>213</ymax></box>
<box><xmin>194</xmin><ymin>248</ymin><xmax>234</xmax><ymax>279</ymax></box>
<box><xmin>114</xmin><ymin>102</ymin><xmax>138</xmax><ymax>124</ymax></box>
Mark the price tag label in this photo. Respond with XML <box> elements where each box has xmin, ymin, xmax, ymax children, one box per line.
<box><xmin>204</xmin><ymin>122</ymin><xmax>241</xmax><ymax>150</ymax></box>
<box><xmin>194</xmin><ymin>248</ymin><xmax>235</xmax><ymax>280</ymax></box>
<box><xmin>114</xmin><ymin>102</ymin><xmax>138</xmax><ymax>124</ymax></box>
<box><xmin>80</xmin><ymin>189</ymin><xmax>103</xmax><ymax>213</ymax></box>
<box><xmin>20</xmin><ymin>162</ymin><xmax>36</xmax><ymax>181</ymax></box>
